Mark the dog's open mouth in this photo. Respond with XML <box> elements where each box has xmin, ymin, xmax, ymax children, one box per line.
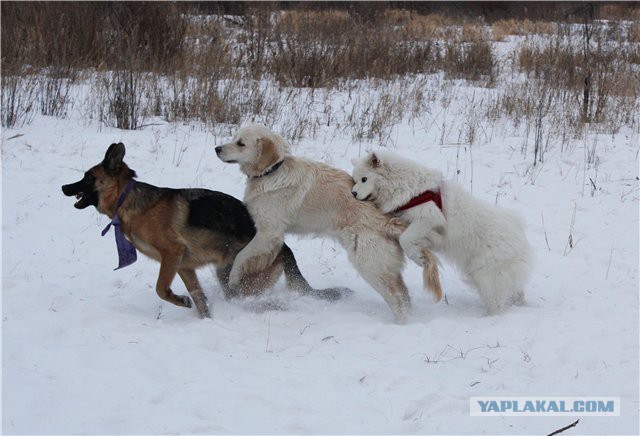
<box><xmin>74</xmin><ymin>192</ymin><xmax>84</xmax><ymax>207</ymax></box>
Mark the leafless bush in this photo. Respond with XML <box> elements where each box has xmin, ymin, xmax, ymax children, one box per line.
<box><xmin>39</xmin><ymin>67</ymin><xmax>76</xmax><ymax>118</ymax></box>
<box><xmin>442</xmin><ymin>38</ymin><xmax>496</xmax><ymax>83</ymax></box>
<box><xmin>99</xmin><ymin>70</ymin><xmax>145</xmax><ymax>130</ymax></box>
<box><xmin>1</xmin><ymin>2</ymin><xmax>637</xmax><ymax>140</ymax></box>
<box><xmin>1</xmin><ymin>2</ymin><xmax>187</xmax><ymax>72</ymax></box>
<box><xmin>1</xmin><ymin>73</ymin><xmax>38</xmax><ymax>128</ymax></box>
<box><xmin>518</xmin><ymin>23</ymin><xmax>639</xmax><ymax>124</ymax></box>
<box><xmin>266</xmin><ymin>10</ymin><xmax>440</xmax><ymax>87</ymax></box>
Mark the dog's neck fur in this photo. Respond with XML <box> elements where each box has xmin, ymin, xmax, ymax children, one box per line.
<box><xmin>374</xmin><ymin>154</ymin><xmax>443</xmax><ymax>214</ymax></box>
<box><xmin>98</xmin><ymin>168</ymin><xmax>136</xmax><ymax>219</ymax></box>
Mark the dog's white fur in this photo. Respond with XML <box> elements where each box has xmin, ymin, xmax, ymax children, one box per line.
<box><xmin>215</xmin><ymin>125</ymin><xmax>441</xmax><ymax>321</ymax></box>
<box><xmin>351</xmin><ymin>150</ymin><xmax>531</xmax><ymax>314</ymax></box>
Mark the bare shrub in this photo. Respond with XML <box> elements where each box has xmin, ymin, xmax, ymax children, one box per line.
<box><xmin>1</xmin><ymin>2</ymin><xmax>187</xmax><ymax>72</ymax></box>
<box><xmin>100</xmin><ymin>70</ymin><xmax>145</xmax><ymax>130</ymax></box>
<box><xmin>267</xmin><ymin>9</ymin><xmax>440</xmax><ymax>87</ymax></box>
<box><xmin>596</xmin><ymin>3</ymin><xmax>640</xmax><ymax>21</ymax></box>
<box><xmin>518</xmin><ymin>23</ymin><xmax>640</xmax><ymax>123</ymax></box>
<box><xmin>442</xmin><ymin>39</ymin><xmax>495</xmax><ymax>83</ymax></box>
<box><xmin>461</xmin><ymin>22</ymin><xmax>487</xmax><ymax>42</ymax></box>
<box><xmin>40</xmin><ymin>67</ymin><xmax>76</xmax><ymax>118</ymax></box>
<box><xmin>385</xmin><ymin>10</ymin><xmax>456</xmax><ymax>40</ymax></box>
<box><xmin>629</xmin><ymin>22</ymin><xmax>640</xmax><ymax>44</ymax></box>
<box><xmin>1</xmin><ymin>72</ymin><xmax>38</xmax><ymax>128</ymax></box>
<box><xmin>239</xmin><ymin>5</ymin><xmax>275</xmax><ymax>79</ymax></box>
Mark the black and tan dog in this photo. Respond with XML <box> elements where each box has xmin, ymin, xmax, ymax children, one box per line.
<box><xmin>62</xmin><ymin>143</ymin><xmax>343</xmax><ymax>318</ymax></box>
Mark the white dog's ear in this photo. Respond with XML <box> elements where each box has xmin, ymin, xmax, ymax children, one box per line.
<box><xmin>369</xmin><ymin>152</ymin><xmax>380</xmax><ymax>168</ymax></box>
<box><xmin>350</xmin><ymin>158</ymin><xmax>358</xmax><ymax>166</ymax></box>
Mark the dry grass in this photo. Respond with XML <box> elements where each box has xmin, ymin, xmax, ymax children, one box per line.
<box><xmin>1</xmin><ymin>2</ymin><xmax>638</xmax><ymax>140</ymax></box>
<box><xmin>492</xmin><ymin>19</ymin><xmax>556</xmax><ymax>40</ymax></box>
<box><xmin>597</xmin><ymin>3</ymin><xmax>640</xmax><ymax>21</ymax></box>
<box><xmin>267</xmin><ymin>10</ymin><xmax>442</xmax><ymax>87</ymax></box>
<box><xmin>628</xmin><ymin>22</ymin><xmax>640</xmax><ymax>43</ymax></box>
<box><xmin>385</xmin><ymin>10</ymin><xmax>457</xmax><ymax>40</ymax></box>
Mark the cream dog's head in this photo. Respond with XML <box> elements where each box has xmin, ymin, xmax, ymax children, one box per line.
<box><xmin>215</xmin><ymin>124</ymin><xmax>288</xmax><ymax>178</ymax></box>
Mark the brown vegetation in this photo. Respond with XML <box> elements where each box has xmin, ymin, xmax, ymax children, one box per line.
<box><xmin>1</xmin><ymin>1</ymin><xmax>638</xmax><ymax>141</ymax></box>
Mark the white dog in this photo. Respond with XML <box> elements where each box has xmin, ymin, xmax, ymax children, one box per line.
<box><xmin>351</xmin><ymin>151</ymin><xmax>531</xmax><ymax>314</ymax></box>
<box><xmin>215</xmin><ymin>125</ymin><xmax>442</xmax><ymax>322</ymax></box>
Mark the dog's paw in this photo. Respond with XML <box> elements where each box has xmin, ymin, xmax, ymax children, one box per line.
<box><xmin>306</xmin><ymin>287</ymin><xmax>353</xmax><ymax>301</ymax></box>
<box><xmin>198</xmin><ymin>305</ymin><xmax>212</xmax><ymax>319</ymax></box>
<box><xmin>178</xmin><ymin>295</ymin><xmax>192</xmax><ymax>308</ymax></box>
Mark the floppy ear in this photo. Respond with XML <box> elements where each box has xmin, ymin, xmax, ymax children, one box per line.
<box><xmin>104</xmin><ymin>142</ymin><xmax>126</xmax><ymax>174</ymax></box>
<box><xmin>369</xmin><ymin>152</ymin><xmax>380</xmax><ymax>168</ymax></box>
<box><xmin>256</xmin><ymin>137</ymin><xmax>281</xmax><ymax>174</ymax></box>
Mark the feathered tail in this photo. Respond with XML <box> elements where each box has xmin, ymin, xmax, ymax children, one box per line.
<box><xmin>421</xmin><ymin>249</ymin><xmax>443</xmax><ymax>302</ymax></box>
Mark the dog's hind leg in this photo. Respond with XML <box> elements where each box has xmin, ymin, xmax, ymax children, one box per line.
<box><xmin>178</xmin><ymin>268</ymin><xmax>210</xmax><ymax>318</ymax></box>
<box><xmin>156</xmin><ymin>250</ymin><xmax>193</xmax><ymax>310</ymax></box>
<box><xmin>342</xmin><ymin>231</ymin><xmax>410</xmax><ymax>322</ymax></box>
<box><xmin>470</xmin><ymin>267</ymin><xmax>510</xmax><ymax>315</ymax></box>
<box><xmin>215</xmin><ymin>264</ymin><xmax>235</xmax><ymax>298</ymax></box>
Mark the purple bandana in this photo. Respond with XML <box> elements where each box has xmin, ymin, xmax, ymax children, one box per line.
<box><xmin>101</xmin><ymin>179</ymin><xmax>137</xmax><ymax>270</ymax></box>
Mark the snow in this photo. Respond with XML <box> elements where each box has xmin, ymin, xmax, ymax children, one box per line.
<box><xmin>2</xmin><ymin>89</ymin><xmax>639</xmax><ymax>434</ymax></box>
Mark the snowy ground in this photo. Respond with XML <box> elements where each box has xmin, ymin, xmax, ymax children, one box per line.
<box><xmin>2</xmin><ymin>98</ymin><xmax>639</xmax><ymax>435</ymax></box>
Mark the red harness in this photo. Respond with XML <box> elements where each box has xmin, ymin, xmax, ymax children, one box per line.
<box><xmin>395</xmin><ymin>190</ymin><xmax>442</xmax><ymax>213</ymax></box>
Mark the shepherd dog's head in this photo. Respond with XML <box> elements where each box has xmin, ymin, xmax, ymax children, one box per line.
<box><xmin>61</xmin><ymin>143</ymin><xmax>136</xmax><ymax>211</ymax></box>
<box><xmin>215</xmin><ymin>124</ymin><xmax>288</xmax><ymax>177</ymax></box>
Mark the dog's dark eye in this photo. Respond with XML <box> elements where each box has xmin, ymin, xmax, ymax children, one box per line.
<box><xmin>361</xmin><ymin>177</ymin><xmax>368</xmax><ymax>183</ymax></box>
<box><xmin>237</xmin><ymin>141</ymin><xmax>245</xmax><ymax>147</ymax></box>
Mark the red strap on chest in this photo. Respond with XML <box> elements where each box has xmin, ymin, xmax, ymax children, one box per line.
<box><xmin>395</xmin><ymin>190</ymin><xmax>442</xmax><ymax>213</ymax></box>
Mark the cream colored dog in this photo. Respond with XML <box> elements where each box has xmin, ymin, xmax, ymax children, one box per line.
<box><xmin>215</xmin><ymin>125</ymin><xmax>441</xmax><ymax>321</ymax></box>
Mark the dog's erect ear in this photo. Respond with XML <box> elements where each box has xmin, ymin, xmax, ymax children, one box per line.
<box><xmin>104</xmin><ymin>142</ymin><xmax>126</xmax><ymax>174</ymax></box>
<box><xmin>369</xmin><ymin>152</ymin><xmax>380</xmax><ymax>168</ymax></box>
<box><xmin>350</xmin><ymin>158</ymin><xmax>358</xmax><ymax>167</ymax></box>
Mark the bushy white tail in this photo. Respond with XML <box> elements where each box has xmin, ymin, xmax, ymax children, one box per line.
<box><xmin>421</xmin><ymin>249</ymin><xmax>442</xmax><ymax>302</ymax></box>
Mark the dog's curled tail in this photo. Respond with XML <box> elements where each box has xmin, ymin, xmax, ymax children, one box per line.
<box><xmin>421</xmin><ymin>249</ymin><xmax>442</xmax><ymax>302</ymax></box>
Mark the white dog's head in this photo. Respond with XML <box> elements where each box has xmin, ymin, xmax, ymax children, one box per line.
<box><xmin>215</xmin><ymin>124</ymin><xmax>288</xmax><ymax>177</ymax></box>
<box><xmin>351</xmin><ymin>152</ymin><xmax>385</xmax><ymax>202</ymax></box>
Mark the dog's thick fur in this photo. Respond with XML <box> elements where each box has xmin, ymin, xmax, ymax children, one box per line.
<box><xmin>215</xmin><ymin>125</ymin><xmax>442</xmax><ymax>321</ymax></box>
<box><xmin>352</xmin><ymin>150</ymin><xmax>532</xmax><ymax>314</ymax></box>
<box><xmin>62</xmin><ymin>143</ymin><xmax>341</xmax><ymax>318</ymax></box>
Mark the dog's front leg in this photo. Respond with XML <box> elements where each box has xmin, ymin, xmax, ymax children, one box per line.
<box><xmin>399</xmin><ymin>224</ymin><xmax>428</xmax><ymax>266</ymax></box>
<box><xmin>156</xmin><ymin>249</ymin><xmax>192</xmax><ymax>309</ymax></box>
<box><xmin>399</xmin><ymin>216</ymin><xmax>445</xmax><ymax>265</ymax></box>
<box><xmin>229</xmin><ymin>230</ymin><xmax>285</xmax><ymax>290</ymax></box>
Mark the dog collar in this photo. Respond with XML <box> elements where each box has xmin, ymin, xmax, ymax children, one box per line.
<box><xmin>253</xmin><ymin>160</ymin><xmax>284</xmax><ymax>179</ymax></box>
<box><xmin>101</xmin><ymin>179</ymin><xmax>137</xmax><ymax>270</ymax></box>
<box><xmin>395</xmin><ymin>190</ymin><xmax>442</xmax><ymax>213</ymax></box>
